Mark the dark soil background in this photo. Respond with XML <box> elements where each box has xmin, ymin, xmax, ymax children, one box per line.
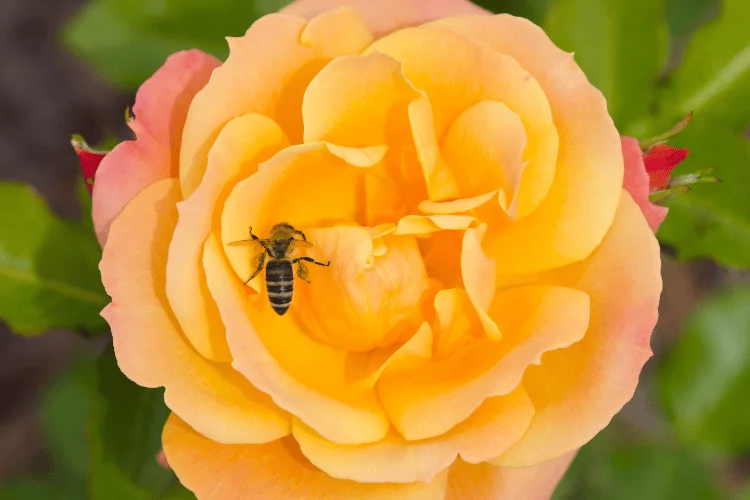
<box><xmin>0</xmin><ymin>0</ymin><xmax>747</xmax><ymax>491</ymax></box>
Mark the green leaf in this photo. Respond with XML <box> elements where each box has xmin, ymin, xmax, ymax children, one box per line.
<box><xmin>657</xmin><ymin>0</ymin><xmax>750</xmax><ymax>133</ymax></box>
<box><xmin>63</xmin><ymin>0</ymin><xmax>290</xmax><ymax>89</ymax></box>
<box><xmin>469</xmin><ymin>0</ymin><xmax>551</xmax><ymax>24</ymax></box>
<box><xmin>656</xmin><ymin>118</ymin><xmax>750</xmax><ymax>267</ymax></box>
<box><xmin>553</xmin><ymin>427</ymin><xmax>723</xmax><ymax>499</ymax></box>
<box><xmin>0</xmin><ymin>183</ymin><xmax>109</xmax><ymax>336</ymax></box>
<box><xmin>658</xmin><ymin>283</ymin><xmax>750</xmax><ymax>454</ymax></box>
<box><xmin>542</xmin><ymin>0</ymin><xmax>668</xmax><ymax>131</ymax></box>
<box><xmin>88</xmin><ymin>346</ymin><xmax>176</xmax><ymax>500</ymax></box>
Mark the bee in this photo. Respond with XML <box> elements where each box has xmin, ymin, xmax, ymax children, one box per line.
<box><xmin>229</xmin><ymin>223</ymin><xmax>331</xmax><ymax>316</ymax></box>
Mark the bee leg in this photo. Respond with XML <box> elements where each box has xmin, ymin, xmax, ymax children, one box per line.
<box><xmin>245</xmin><ymin>252</ymin><xmax>266</xmax><ymax>285</ymax></box>
<box><xmin>295</xmin><ymin>260</ymin><xmax>311</xmax><ymax>283</ymax></box>
<box><xmin>248</xmin><ymin>226</ymin><xmax>260</xmax><ymax>240</ymax></box>
<box><xmin>295</xmin><ymin>256</ymin><xmax>331</xmax><ymax>267</ymax></box>
<box><xmin>294</xmin><ymin>230</ymin><xmax>308</xmax><ymax>242</ymax></box>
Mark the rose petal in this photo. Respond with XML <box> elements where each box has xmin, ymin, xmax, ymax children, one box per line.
<box><xmin>496</xmin><ymin>192</ymin><xmax>660</xmax><ymax>466</ymax></box>
<box><xmin>222</xmin><ymin>143</ymin><xmax>385</xmax><ymax>285</ymax></box>
<box><xmin>433</xmin><ymin>289</ymin><xmax>483</xmax><ymax>359</ymax></box>
<box><xmin>166</xmin><ymin>113</ymin><xmax>289</xmax><ymax>361</ymax></box>
<box><xmin>163</xmin><ymin>414</ymin><xmax>449</xmax><ymax>500</ymax></box>
<box><xmin>432</xmin><ymin>16</ymin><xmax>623</xmax><ymax>274</ymax></box>
<box><xmin>92</xmin><ymin>50</ymin><xmax>219</xmax><ymax>245</ymax></box>
<box><xmin>462</xmin><ymin>225</ymin><xmax>501</xmax><ymax>340</ymax></box>
<box><xmin>377</xmin><ymin>285</ymin><xmax>590</xmax><ymax>441</ymax></box>
<box><xmin>621</xmin><ymin>137</ymin><xmax>668</xmax><ymax>232</ymax></box>
<box><xmin>100</xmin><ymin>180</ymin><xmax>290</xmax><ymax>444</ymax></box>
<box><xmin>418</xmin><ymin>190</ymin><xmax>498</xmax><ymax>215</ymax></box>
<box><xmin>179</xmin><ymin>7</ymin><xmax>373</xmax><ymax>196</ymax></box>
<box><xmin>203</xmin><ymin>233</ymin><xmax>391</xmax><ymax>445</ymax></box>
<box><xmin>366</xmin><ymin>26</ymin><xmax>558</xmax><ymax>217</ymax></box>
<box><xmin>293</xmin><ymin>387</ymin><xmax>534</xmax><ymax>484</ymax></box>
<box><xmin>446</xmin><ymin>450</ymin><xmax>576</xmax><ymax>500</ymax></box>
<box><xmin>282</xmin><ymin>0</ymin><xmax>488</xmax><ymax>36</ymax></box>
<box><xmin>395</xmin><ymin>214</ymin><xmax>477</xmax><ymax>235</ymax></box>
<box><xmin>294</xmin><ymin>226</ymin><xmax>430</xmax><ymax>351</ymax></box>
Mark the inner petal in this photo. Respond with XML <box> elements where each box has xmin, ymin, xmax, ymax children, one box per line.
<box><xmin>295</xmin><ymin>226</ymin><xmax>431</xmax><ymax>351</ymax></box>
<box><xmin>443</xmin><ymin>101</ymin><xmax>527</xmax><ymax>218</ymax></box>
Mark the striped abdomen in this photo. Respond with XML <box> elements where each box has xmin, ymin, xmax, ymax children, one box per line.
<box><xmin>266</xmin><ymin>259</ymin><xmax>294</xmax><ymax>315</ymax></box>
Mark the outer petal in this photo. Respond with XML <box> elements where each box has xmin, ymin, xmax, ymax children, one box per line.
<box><xmin>282</xmin><ymin>0</ymin><xmax>488</xmax><ymax>36</ymax></box>
<box><xmin>377</xmin><ymin>285</ymin><xmax>590</xmax><ymax>441</ymax></box>
<box><xmin>431</xmin><ymin>15</ymin><xmax>623</xmax><ymax>274</ymax></box>
<box><xmin>446</xmin><ymin>451</ymin><xmax>576</xmax><ymax>500</ymax></box>
<box><xmin>92</xmin><ymin>50</ymin><xmax>219</xmax><ymax>244</ymax></box>
<box><xmin>163</xmin><ymin>414</ymin><xmax>448</xmax><ymax>500</ymax></box>
<box><xmin>179</xmin><ymin>7</ymin><xmax>373</xmax><ymax>196</ymax></box>
<box><xmin>166</xmin><ymin>114</ymin><xmax>289</xmax><ymax>361</ymax></box>
<box><xmin>497</xmin><ymin>192</ymin><xmax>661</xmax><ymax>466</ymax></box>
<box><xmin>621</xmin><ymin>136</ymin><xmax>668</xmax><ymax>232</ymax></box>
<box><xmin>100</xmin><ymin>180</ymin><xmax>290</xmax><ymax>444</ymax></box>
<box><xmin>293</xmin><ymin>387</ymin><xmax>534</xmax><ymax>484</ymax></box>
<box><xmin>203</xmin><ymin>233</ymin><xmax>391</xmax><ymax>445</ymax></box>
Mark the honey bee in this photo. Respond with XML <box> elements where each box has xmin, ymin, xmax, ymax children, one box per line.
<box><xmin>229</xmin><ymin>223</ymin><xmax>331</xmax><ymax>315</ymax></box>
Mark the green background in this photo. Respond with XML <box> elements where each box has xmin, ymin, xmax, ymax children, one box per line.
<box><xmin>1</xmin><ymin>0</ymin><xmax>749</xmax><ymax>498</ymax></box>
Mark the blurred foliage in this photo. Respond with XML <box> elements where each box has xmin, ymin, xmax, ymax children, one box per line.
<box><xmin>659</xmin><ymin>283</ymin><xmax>750</xmax><ymax>454</ymax></box>
<box><xmin>0</xmin><ymin>0</ymin><xmax>747</xmax><ymax>499</ymax></box>
<box><xmin>0</xmin><ymin>183</ymin><xmax>108</xmax><ymax>336</ymax></box>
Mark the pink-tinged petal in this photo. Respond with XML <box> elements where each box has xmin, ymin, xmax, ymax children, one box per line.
<box><xmin>293</xmin><ymin>387</ymin><xmax>533</xmax><ymax>484</ymax></box>
<box><xmin>166</xmin><ymin>114</ymin><xmax>289</xmax><ymax>361</ymax></box>
<box><xmin>621</xmin><ymin>137</ymin><xmax>668</xmax><ymax>232</ymax></box>
<box><xmin>377</xmin><ymin>285</ymin><xmax>589</xmax><ymax>441</ymax></box>
<box><xmin>100</xmin><ymin>180</ymin><xmax>290</xmax><ymax>444</ymax></box>
<box><xmin>163</xmin><ymin>414</ymin><xmax>449</xmax><ymax>500</ymax></box>
<box><xmin>496</xmin><ymin>192</ymin><xmax>660</xmax><ymax>466</ymax></box>
<box><xmin>446</xmin><ymin>451</ymin><xmax>576</xmax><ymax>500</ymax></box>
<box><xmin>282</xmin><ymin>0</ymin><xmax>489</xmax><ymax>36</ymax></box>
<box><xmin>431</xmin><ymin>16</ymin><xmax>623</xmax><ymax>274</ymax></box>
<box><xmin>92</xmin><ymin>50</ymin><xmax>220</xmax><ymax>245</ymax></box>
<box><xmin>179</xmin><ymin>7</ymin><xmax>373</xmax><ymax>196</ymax></box>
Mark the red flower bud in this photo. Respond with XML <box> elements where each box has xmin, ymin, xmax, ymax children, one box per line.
<box><xmin>71</xmin><ymin>135</ymin><xmax>108</xmax><ymax>195</ymax></box>
<box><xmin>643</xmin><ymin>145</ymin><xmax>689</xmax><ymax>191</ymax></box>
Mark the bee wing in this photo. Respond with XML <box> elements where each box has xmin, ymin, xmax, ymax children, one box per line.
<box><xmin>227</xmin><ymin>238</ymin><xmax>264</xmax><ymax>249</ymax></box>
<box><xmin>292</xmin><ymin>239</ymin><xmax>313</xmax><ymax>249</ymax></box>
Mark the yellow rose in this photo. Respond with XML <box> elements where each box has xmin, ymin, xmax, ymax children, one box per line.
<box><xmin>94</xmin><ymin>2</ymin><xmax>662</xmax><ymax>498</ymax></box>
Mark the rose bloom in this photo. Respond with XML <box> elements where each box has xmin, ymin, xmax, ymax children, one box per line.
<box><xmin>94</xmin><ymin>0</ymin><xmax>663</xmax><ymax>498</ymax></box>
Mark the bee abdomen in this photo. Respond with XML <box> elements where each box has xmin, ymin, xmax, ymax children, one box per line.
<box><xmin>266</xmin><ymin>260</ymin><xmax>294</xmax><ymax>315</ymax></box>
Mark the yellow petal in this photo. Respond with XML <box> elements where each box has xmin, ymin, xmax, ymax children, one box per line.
<box><xmin>430</xmin><ymin>16</ymin><xmax>623</xmax><ymax>273</ymax></box>
<box><xmin>377</xmin><ymin>285</ymin><xmax>589</xmax><ymax>441</ymax></box>
<box><xmin>303</xmin><ymin>52</ymin><xmax>419</xmax><ymax>145</ymax></box>
<box><xmin>295</xmin><ymin>226</ymin><xmax>431</xmax><ymax>351</ymax></box>
<box><xmin>163</xmin><ymin>414</ymin><xmax>449</xmax><ymax>500</ymax></box>
<box><xmin>293</xmin><ymin>387</ymin><xmax>533</xmax><ymax>484</ymax></box>
<box><xmin>166</xmin><ymin>114</ymin><xmax>288</xmax><ymax>361</ymax></box>
<box><xmin>179</xmin><ymin>7</ymin><xmax>373</xmax><ymax>196</ymax></box>
<box><xmin>462</xmin><ymin>225</ymin><xmax>501</xmax><ymax>340</ymax></box>
<box><xmin>496</xmin><ymin>192</ymin><xmax>660</xmax><ymax>466</ymax></box>
<box><xmin>395</xmin><ymin>214</ymin><xmax>476</xmax><ymax>235</ymax></box>
<box><xmin>433</xmin><ymin>289</ymin><xmax>483</xmax><ymax>359</ymax></box>
<box><xmin>203</xmin><ymin>233</ymin><xmax>391</xmax><ymax>445</ymax></box>
<box><xmin>418</xmin><ymin>190</ymin><xmax>498</xmax><ymax>215</ymax></box>
<box><xmin>222</xmin><ymin>143</ymin><xmax>380</xmax><ymax>285</ymax></box>
<box><xmin>446</xmin><ymin>451</ymin><xmax>576</xmax><ymax>500</ymax></box>
<box><xmin>443</xmin><ymin>101</ymin><xmax>527</xmax><ymax>217</ymax></box>
<box><xmin>100</xmin><ymin>180</ymin><xmax>290</xmax><ymax>444</ymax></box>
<box><xmin>365</xmin><ymin>25</ymin><xmax>558</xmax><ymax>218</ymax></box>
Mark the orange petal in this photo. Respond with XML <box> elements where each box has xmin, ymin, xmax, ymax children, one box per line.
<box><xmin>100</xmin><ymin>180</ymin><xmax>290</xmax><ymax>444</ymax></box>
<box><xmin>365</xmin><ymin>26</ymin><xmax>558</xmax><ymax>217</ymax></box>
<box><xmin>446</xmin><ymin>450</ymin><xmax>576</xmax><ymax>500</ymax></box>
<box><xmin>462</xmin><ymin>225</ymin><xmax>501</xmax><ymax>340</ymax></box>
<box><xmin>293</xmin><ymin>387</ymin><xmax>533</xmax><ymax>484</ymax></box>
<box><xmin>621</xmin><ymin>136</ymin><xmax>668</xmax><ymax>232</ymax></box>
<box><xmin>496</xmin><ymin>192</ymin><xmax>660</xmax><ymax>466</ymax></box>
<box><xmin>395</xmin><ymin>214</ymin><xmax>476</xmax><ymax>235</ymax></box>
<box><xmin>166</xmin><ymin>114</ymin><xmax>289</xmax><ymax>361</ymax></box>
<box><xmin>418</xmin><ymin>190</ymin><xmax>498</xmax><ymax>215</ymax></box>
<box><xmin>430</xmin><ymin>16</ymin><xmax>623</xmax><ymax>274</ymax></box>
<box><xmin>294</xmin><ymin>226</ymin><xmax>431</xmax><ymax>351</ymax></box>
<box><xmin>377</xmin><ymin>285</ymin><xmax>589</xmax><ymax>441</ymax></box>
<box><xmin>281</xmin><ymin>0</ymin><xmax>488</xmax><ymax>36</ymax></box>
<box><xmin>203</xmin><ymin>233</ymin><xmax>391</xmax><ymax>445</ymax></box>
<box><xmin>443</xmin><ymin>101</ymin><xmax>527</xmax><ymax>216</ymax></box>
<box><xmin>93</xmin><ymin>50</ymin><xmax>219</xmax><ymax>244</ymax></box>
<box><xmin>179</xmin><ymin>7</ymin><xmax>373</xmax><ymax>196</ymax></box>
<box><xmin>303</xmin><ymin>52</ymin><xmax>419</xmax><ymax>145</ymax></box>
<box><xmin>433</xmin><ymin>289</ymin><xmax>482</xmax><ymax>359</ymax></box>
<box><xmin>163</xmin><ymin>414</ymin><xmax>449</xmax><ymax>500</ymax></box>
<box><xmin>222</xmin><ymin>143</ymin><xmax>385</xmax><ymax>284</ymax></box>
